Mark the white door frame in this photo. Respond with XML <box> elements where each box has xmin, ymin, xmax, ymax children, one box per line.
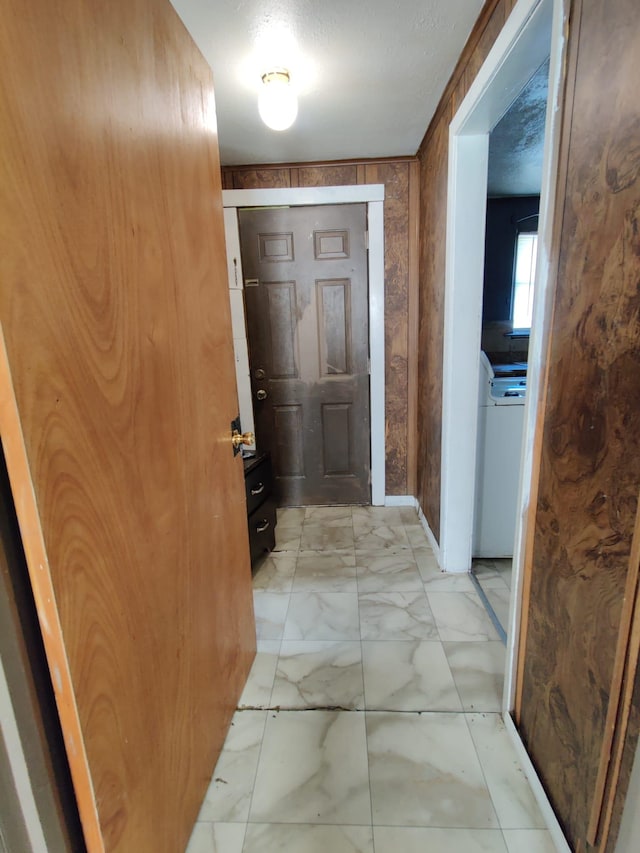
<box><xmin>222</xmin><ymin>185</ymin><xmax>386</xmax><ymax>505</ymax></box>
<box><xmin>440</xmin><ymin>0</ymin><xmax>570</xmax><ymax>846</ymax></box>
<box><xmin>440</xmin><ymin>0</ymin><xmax>565</xmax><ymax>670</ymax></box>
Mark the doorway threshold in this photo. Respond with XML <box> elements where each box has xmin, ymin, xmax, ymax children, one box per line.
<box><xmin>470</xmin><ymin>571</ymin><xmax>507</xmax><ymax>646</ymax></box>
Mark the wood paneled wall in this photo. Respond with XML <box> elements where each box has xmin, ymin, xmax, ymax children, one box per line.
<box><xmin>223</xmin><ymin>158</ymin><xmax>420</xmax><ymax>497</ymax></box>
<box><xmin>516</xmin><ymin>1</ymin><xmax>640</xmax><ymax>849</ymax></box>
<box><xmin>417</xmin><ymin>0</ymin><xmax>640</xmax><ymax>848</ymax></box>
<box><xmin>416</xmin><ymin>0</ymin><xmax>512</xmax><ymax>542</ymax></box>
<box><xmin>1</xmin><ymin>0</ymin><xmax>255</xmax><ymax>850</ymax></box>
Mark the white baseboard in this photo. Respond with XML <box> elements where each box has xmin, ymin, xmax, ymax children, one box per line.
<box><xmin>384</xmin><ymin>495</ymin><xmax>415</xmax><ymax>506</ymax></box>
<box><xmin>416</xmin><ymin>501</ymin><xmax>442</xmax><ymax>562</ymax></box>
<box><xmin>502</xmin><ymin>713</ymin><xmax>571</xmax><ymax>852</ymax></box>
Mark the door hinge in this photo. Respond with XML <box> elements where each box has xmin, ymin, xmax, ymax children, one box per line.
<box><xmin>365</xmin><ymin>230</ymin><xmax>369</xmax><ymax>250</ymax></box>
<box><xmin>367</xmin><ymin>357</ymin><xmax>371</xmax><ymax>375</ymax></box>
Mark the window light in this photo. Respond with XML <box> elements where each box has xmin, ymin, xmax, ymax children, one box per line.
<box><xmin>512</xmin><ymin>232</ymin><xmax>538</xmax><ymax>329</ymax></box>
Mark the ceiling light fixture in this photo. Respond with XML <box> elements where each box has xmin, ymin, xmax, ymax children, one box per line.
<box><xmin>258</xmin><ymin>69</ymin><xmax>298</xmax><ymax>131</ymax></box>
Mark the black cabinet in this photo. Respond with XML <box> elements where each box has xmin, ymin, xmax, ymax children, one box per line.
<box><xmin>243</xmin><ymin>452</ymin><xmax>276</xmax><ymax>565</ymax></box>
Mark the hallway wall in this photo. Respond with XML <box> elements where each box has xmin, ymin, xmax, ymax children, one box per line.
<box><xmin>416</xmin><ymin>0</ymin><xmax>518</xmax><ymax>542</ymax></box>
<box><xmin>222</xmin><ymin>158</ymin><xmax>420</xmax><ymax>498</ymax></box>
<box><xmin>416</xmin><ymin>0</ymin><xmax>640</xmax><ymax>849</ymax></box>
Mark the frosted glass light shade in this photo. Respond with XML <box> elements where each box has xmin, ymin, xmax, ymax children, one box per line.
<box><xmin>258</xmin><ymin>70</ymin><xmax>298</xmax><ymax>131</ymax></box>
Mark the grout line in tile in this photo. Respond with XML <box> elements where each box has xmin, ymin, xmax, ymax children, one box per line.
<box><xmin>240</xmin><ymin>820</ymin><xmax>249</xmax><ymax>851</ymax></box>
<box><xmin>462</xmin><ymin>711</ymin><xmax>505</xmax><ymax>836</ymax></box>
<box><xmin>274</xmin><ymin>588</ymin><xmax>293</xmax><ymax>662</ymax></box>
<box><xmin>354</xmin><ymin>537</ymin><xmax>375</xmax><ymax>835</ymax></box>
<box><xmin>265</xmin><ymin>632</ymin><xmax>283</xmax><ymax>709</ymax></box>
<box><xmin>441</xmin><ymin>641</ymin><xmax>469</xmax><ymax>715</ymax></box>
<box><xmin>421</xmin><ymin>582</ymin><xmax>446</xmax><ymax>645</ymax></box>
<box><xmin>355</xmin><ymin>544</ymin><xmax>367</xmax><ymax>712</ymax></box>
<box><xmin>498</xmin><ymin>826</ymin><xmax>511</xmax><ymax>852</ymax></box>
<box><xmin>239</xmin><ymin>708</ymin><xmax>270</xmax><ymax>845</ymax></box>
<box><xmin>364</xmin><ymin>715</ymin><xmax>375</xmax><ymax>834</ymax></box>
<box><xmin>236</xmin><ymin>705</ymin><xmax>484</xmax><ymax>715</ymax></box>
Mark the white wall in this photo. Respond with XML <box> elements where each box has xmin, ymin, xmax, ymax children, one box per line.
<box><xmin>223</xmin><ymin>208</ymin><xmax>256</xmax><ymax>448</ymax></box>
<box><xmin>615</xmin><ymin>742</ymin><xmax>640</xmax><ymax>852</ymax></box>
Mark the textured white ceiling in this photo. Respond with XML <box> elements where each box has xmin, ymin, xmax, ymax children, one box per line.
<box><xmin>170</xmin><ymin>0</ymin><xmax>485</xmax><ymax>166</ymax></box>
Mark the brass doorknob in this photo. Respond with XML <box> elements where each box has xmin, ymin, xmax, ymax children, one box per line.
<box><xmin>256</xmin><ymin>389</ymin><xmax>267</xmax><ymax>401</ymax></box>
<box><xmin>231</xmin><ymin>429</ymin><xmax>255</xmax><ymax>449</ymax></box>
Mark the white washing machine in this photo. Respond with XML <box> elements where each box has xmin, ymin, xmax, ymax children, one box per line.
<box><xmin>473</xmin><ymin>352</ymin><xmax>526</xmax><ymax>558</ymax></box>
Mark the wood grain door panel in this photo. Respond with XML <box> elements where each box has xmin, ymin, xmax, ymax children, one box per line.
<box><xmin>240</xmin><ymin>205</ymin><xmax>370</xmax><ymax>506</ymax></box>
<box><xmin>0</xmin><ymin>1</ymin><xmax>255</xmax><ymax>850</ymax></box>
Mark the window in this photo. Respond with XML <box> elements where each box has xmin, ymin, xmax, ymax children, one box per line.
<box><xmin>512</xmin><ymin>232</ymin><xmax>538</xmax><ymax>329</ymax></box>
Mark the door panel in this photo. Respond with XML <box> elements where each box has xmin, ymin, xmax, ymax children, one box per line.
<box><xmin>317</xmin><ymin>280</ymin><xmax>352</xmax><ymax>375</ymax></box>
<box><xmin>274</xmin><ymin>406</ymin><xmax>305</xmax><ymax>477</ymax></box>
<box><xmin>267</xmin><ymin>283</ymin><xmax>299</xmax><ymax>378</ymax></box>
<box><xmin>239</xmin><ymin>205</ymin><xmax>370</xmax><ymax>506</ymax></box>
<box><xmin>0</xmin><ymin>1</ymin><xmax>255</xmax><ymax>851</ymax></box>
<box><xmin>322</xmin><ymin>403</ymin><xmax>353</xmax><ymax>474</ymax></box>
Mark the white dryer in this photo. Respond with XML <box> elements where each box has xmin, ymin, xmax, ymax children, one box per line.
<box><xmin>473</xmin><ymin>352</ymin><xmax>526</xmax><ymax>558</ymax></box>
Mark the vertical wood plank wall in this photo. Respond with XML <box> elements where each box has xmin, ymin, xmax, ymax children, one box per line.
<box><xmin>0</xmin><ymin>0</ymin><xmax>256</xmax><ymax>850</ymax></box>
<box><xmin>516</xmin><ymin>1</ymin><xmax>640</xmax><ymax>849</ymax></box>
<box><xmin>417</xmin><ymin>0</ymin><xmax>640</xmax><ymax>849</ymax></box>
<box><xmin>416</xmin><ymin>0</ymin><xmax>510</xmax><ymax>542</ymax></box>
<box><xmin>222</xmin><ymin>158</ymin><xmax>420</xmax><ymax>497</ymax></box>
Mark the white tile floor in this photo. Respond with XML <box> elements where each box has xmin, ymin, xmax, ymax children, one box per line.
<box><xmin>187</xmin><ymin>506</ymin><xmax>555</xmax><ymax>853</ymax></box>
<box><xmin>472</xmin><ymin>559</ymin><xmax>513</xmax><ymax>634</ymax></box>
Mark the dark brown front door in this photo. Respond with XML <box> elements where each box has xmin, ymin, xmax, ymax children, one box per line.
<box><xmin>239</xmin><ymin>204</ymin><xmax>370</xmax><ymax>506</ymax></box>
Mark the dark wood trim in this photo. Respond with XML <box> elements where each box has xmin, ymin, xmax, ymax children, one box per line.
<box><xmin>588</xmin><ymin>493</ymin><xmax>640</xmax><ymax>848</ymax></box>
<box><xmin>224</xmin><ymin>155</ymin><xmax>419</xmax><ymax>173</ymax></box>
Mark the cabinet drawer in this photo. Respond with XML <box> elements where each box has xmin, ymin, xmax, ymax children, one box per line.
<box><xmin>248</xmin><ymin>498</ymin><xmax>277</xmax><ymax>564</ymax></box>
<box><xmin>245</xmin><ymin>456</ymin><xmax>273</xmax><ymax>516</ymax></box>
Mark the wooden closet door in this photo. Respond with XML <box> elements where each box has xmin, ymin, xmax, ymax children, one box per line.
<box><xmin>0</xmin><ymin>1</ymin><xmax>255</xmax><ymax>850</ymax></box>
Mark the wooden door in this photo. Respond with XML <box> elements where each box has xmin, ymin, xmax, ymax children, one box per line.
<box><xmin>0</xmin><ymin>1</ymin><xmax>255</xmax><ymax>851</ymax></box>
<box><xmin>239</xmin><ymin>204</ymin><xmax>371</xmax><ymax>506</ymax></box>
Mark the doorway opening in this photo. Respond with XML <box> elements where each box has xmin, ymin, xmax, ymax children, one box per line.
<box><xmin>222</xmin><ymin>185</ymin><xmax>386</xmax><ymax>505</ymax></box>
<box><xmin>238</xmin><ymin>203</ymin><xmax>370</xmax><ymax>506</ymax></box>
<box><xmin>439</xmin><ymin>1</ymin><xmax>569</xmax><ymax>846</ymax></box>
<box><xmin>471</xmin><ymin>54</ymin><xmax>550</xmax><ymax>641</ymax></box>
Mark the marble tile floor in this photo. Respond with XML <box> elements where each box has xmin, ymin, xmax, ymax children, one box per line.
<box><xmin>472</xmin><ymin>559</ymin><xmax>513</xmax><ymax>637</ymax></box>
<box><xmin>188</xmin><ymin>507</ymin><xmax>554</xmax><ymax>853</ymax></box>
